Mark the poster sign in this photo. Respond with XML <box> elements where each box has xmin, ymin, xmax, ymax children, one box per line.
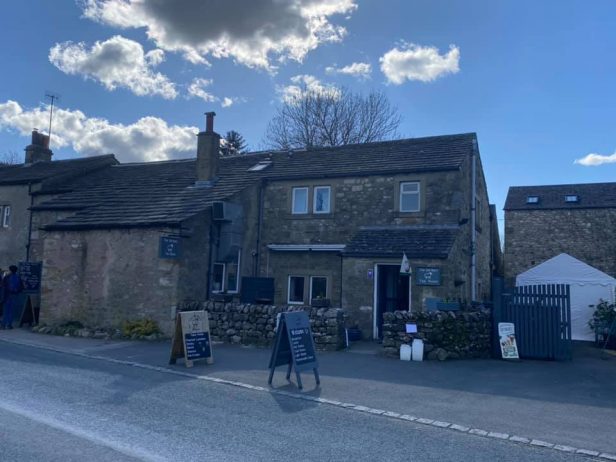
<box><xmin>159</xmin><ymin>236</ymin><xmax>181</xmax><ymax>259</ymax></box>
<box><xmin>416</xmin><ymin>267</ymin><xmax>441</xmax><ymax>286</ymax></box>
<box><xmin>18</xmin><ymin>261</ymin><xmax>42</xmax><ymax>294</ymax></box>
<box><xmin>268</xmin><ymin>311</ymin><xmax>320</xmax><ymax>390</ymax></box>
<box><xmin>169</xmin><ymin>310</ymin><xmax>213</xmax><ymax>367</ymax></box>
<box><xmin>498</xmin><ymin>322</ymin><xmax>520</xmax><ymax>360</ymax></box>
<box><xmin>405</xmin><ymin>323</ymin><xmax>418</xmax><ymax>334</ymax></box>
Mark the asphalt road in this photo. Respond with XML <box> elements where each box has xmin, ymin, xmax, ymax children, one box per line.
<box><xmin>0</xmin><ymin>343</ymin><xmax>598</xmax><ymax>462</ymax></box>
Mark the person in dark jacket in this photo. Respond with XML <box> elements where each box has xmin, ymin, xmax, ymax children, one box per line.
<box><xmin>1</xmin><ymin>265</ymin><xmax>23</xmax><ymax>329</ymax></box>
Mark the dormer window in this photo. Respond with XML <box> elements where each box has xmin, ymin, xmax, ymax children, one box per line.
<box><xmin>247</xmin><ymin>160</ymin><xmax>272</xmax><ymax>172</ymax></box>
<box><xmin>526</xmin><ymin>196</ymin><xmax>539</xmax><ymax>204</ymax></box>
<box><xmin>565</xmin><ymin>195</ymin><xmax>579</xmax><ymax>203</ymax></box>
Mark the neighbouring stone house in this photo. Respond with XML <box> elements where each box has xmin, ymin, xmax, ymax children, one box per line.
<box><xmin>504</xmin><ymin>182</ymin><xmax>616</xmax><ymax>285</ymax></box>
<box><xmin>22</xmin><ymin>113</ymin><xmax>499</xmax><ymax>338</ymax></box>
<box><xmin>0</xmin><ymin>130</ymin><xmax>117</xmax><ymax>269</ymax></box>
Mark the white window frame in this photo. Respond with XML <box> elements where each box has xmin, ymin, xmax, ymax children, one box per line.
<box><xmin>526</xmin><ymin>196</ymin><xmax>539</xmax><ymax>204</ymax></box>
<box><xmin>287</xmin><ymin>275</ymin><xmax>305</xmax><ymax>305</ymax></box>
<box><xmin>309</xmin><ymin>276</ymin><xmax>328</xmax><ymax>301</ymax></box>
<box><xmin>399</xmin><ymin>182</ymin><xmax>420</xmax><ymax>212</ymax></box>
<box><xmin>292</xmin><ymin>187</ymin><xmax>309</xmax><ymax>215</ymax></box>
<box><xmin>212</xmin><ymin>262</ymin><xmax>226</xmax><ymax>293</ymax></box>
<box><xmin>313</xmin><ymin>186</ymin><xmax>331</xmax><ymax>214</ymax></box>
<box><xmin>2</xmin><ymin>205</ymin><xmax>10</xmax><ymax>228</ymax></box>
<box><xmin>226</xmin><ymin>251</ymin><xmax>241</xmax><ymax>294</ymax></box>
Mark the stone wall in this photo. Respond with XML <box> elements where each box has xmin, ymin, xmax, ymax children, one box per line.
<box><xmin>200</xmin><ymin>301</ymin><xmax>345</xmax><ymax>351</ymax></box>
<box><xmin>40</xmin><ymin>228</ymin><xmax>181</xmax><ymax>335</ymax></box>
<box><xmin>0</xmin><ymin>184</ymin><xmax>30</xmax><ymax>268</ymax></box>
<box><xmin>505</xmin><ymin>208</ymin><xmax>616</xmax><ymax>284</ymax></box>
<box><xmin>381</xmin><ymin>309</ymin><xmax>491</xmax><ymax>360</ymax></box>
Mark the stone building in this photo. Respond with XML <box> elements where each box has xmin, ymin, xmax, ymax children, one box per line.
<box><xmin>0</xmin><ymin>130</ymin><xmax>117</xmax><ymax>269</ymax></box>
<box><xmin>504</xmin><ymin>182</ymin><xmax>616</xmax><ymax>285</ymax></box>
<box><xmin>24</xmin><ymin>114</ymin><xmax>499</xmax><ymax>338</ymax></box>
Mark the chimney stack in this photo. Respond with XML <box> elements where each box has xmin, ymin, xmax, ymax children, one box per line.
<box><xmin>196</xmin><ymin>111</ymin><xmax>220</xmax><ymax>186</ymax></box>
<box><xmin>24</xmin><ymin>129</ymin><xmax>53</xmax><ymax>164</ymax></box>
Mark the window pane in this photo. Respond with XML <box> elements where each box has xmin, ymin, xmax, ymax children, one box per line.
<box><xmin>289</xmin><ymin>276</ymin><xmax>305</xmax><ymax>303</ymax></box>
<box><xmin>311</xmin><ymin>277</ymin><xmax>327</xmax><ymax>300</ymax></box>
<box><xmin>292</xmin><ymin>188</ymin><xmax>308</xmax><ymax>214</ymax></box>
<box><xmin>226</xmin><ymin>263</ymin><xmax>238</xmax><ymax>292</ymax></box>
<box><xmin>212</xmin><ymin>263</ymin><xmax>225</xmax><ymax>292</ymax></box>
<box><xmin>314</xmin><ymin>187</ymin><xmax>330</xmax><ymax>213</ymax></box>
<box><xmin>400</xmin><ymin>182</ymin><xmax>420</xmax><ymax>212</ymax></box>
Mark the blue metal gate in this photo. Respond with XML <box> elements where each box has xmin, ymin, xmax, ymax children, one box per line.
<box><xmin>493</xmin><ymin>280</ymin><xmax>572</xmax><ymax>360</ymax></box>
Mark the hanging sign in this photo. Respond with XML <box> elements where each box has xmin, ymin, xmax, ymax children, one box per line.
<box><xmin>169</xmin><ymin>310</ymin><xmax>213</xmax><ymax>367</ymax></box>
<box><xmin>498</xmin><ymin>322</ymin><xmax>520</xmax><ymax>360</ymax></box>
<box><xmin>268</xmin><ymin>311</ymin><xmax>320</xmax><ymax>390</ymax></box>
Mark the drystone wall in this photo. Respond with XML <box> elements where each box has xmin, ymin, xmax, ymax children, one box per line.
<box><xmin>382</xmin><ymin>309</ymin><xmax>491</xmax><ymax>360</ymax></box>
<box><xmin>201</xmin><ymin>301</ymin><xmax>345</xmax><ymax>351</ymax></box>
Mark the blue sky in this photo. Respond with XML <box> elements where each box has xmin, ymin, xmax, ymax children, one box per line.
<box><xmin>1</xmin><ymin>0</ymin><xmax>615</xmax><ymax>224</ymax></box>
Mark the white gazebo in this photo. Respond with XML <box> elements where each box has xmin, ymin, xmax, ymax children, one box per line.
<box><xmin>516</xmin><ymin>253</ymin><xmax>616</xmax><ymax>341</ymax></box>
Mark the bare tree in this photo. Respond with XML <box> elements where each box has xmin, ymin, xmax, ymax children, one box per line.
<box><xmin>264</xmin><ymin>87</ymin><xmax>401</xmax><ymax>150</ymax></box>
<box><xmin>0</xmin><ymin>150</ymin><xmax>20</xmax><ymax>166</ymax></box>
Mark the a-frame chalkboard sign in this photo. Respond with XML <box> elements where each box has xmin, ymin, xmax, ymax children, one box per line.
<box><xmin>268</xmin><ymin>311</ymin><xmax>320</xmax><ymax>390</ymax></box>
<box><xmin>18</xmin><ymin>261</ymin><xmax>42</xmax><ymax>327</ymax></box>
<box><xmin>169</xmin><ymin>310</ymin><xmax>213</xmax><ymax>368</ymax></box>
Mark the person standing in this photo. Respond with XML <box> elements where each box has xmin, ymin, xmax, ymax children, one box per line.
<box><xmin>2</xmin><ymin>265</ymin><xmax>23</xmax><ymax>330</ymax></box>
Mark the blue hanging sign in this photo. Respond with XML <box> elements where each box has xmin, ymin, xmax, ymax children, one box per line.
<box><xmin>416</xmin><ymin>267</ymin><xmax>441</xmax><ymax>286</ymax></box>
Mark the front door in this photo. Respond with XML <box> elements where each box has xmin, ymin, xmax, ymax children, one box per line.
<box><xmin>375</xmin><ymin>264</ymin><xmax>409</xmax><ymax>339</ymax></box>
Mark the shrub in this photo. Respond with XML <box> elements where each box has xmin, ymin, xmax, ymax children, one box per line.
<box><xmin>589</xmin><ymin>299</ymin><xmax>616</xmax><ymax>331</ymax></box>
<box><xmin>122</xmin><ymin>319</ymin><xmax>161</xmax><ymax>337</ymax></box>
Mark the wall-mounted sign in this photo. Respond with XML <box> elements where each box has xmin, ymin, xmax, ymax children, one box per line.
<box><xmin>159</xmin><ymin>236</ymin><xmax>181</xmax><ymax>259</ymax></box>
<box><xmin>367</xmin><ymin>269</ymin><xmax>374</xmax><ymax>280</ymax></box>
<box><xmin>405</xmin><ymin>323</ymin><xmax>418</xmax><ymax>334</ymax></box>
<box><xmin>416</xmin><ymin>267</ymin><xmax>441</xmax><ymax>286</ymax></box>
<box><xmin>498</xmin><ymin>322</ymin><xmax>520</xmax><ymax>360</ymax></box>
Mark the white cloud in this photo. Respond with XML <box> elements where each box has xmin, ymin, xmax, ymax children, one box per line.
<box><xmin>81</xmin><ymin>0</ymin><xmax>357</xmax><ymax>72</ymax></box>
<box><xmin>379</xmin><ymin>43</ymin><xmax>460</xmax><ymax>84</ymax></box>
<box><xmin>278</xmin><ymin>74</ymin><xmax>341</xmax><ymax>103</ymax></box>
<box><xmin>325</xmin><ymin>62</ymin><xmax>371</xmax><ymax>80</ymax></box>
<box><xmin>0</xmin><ymin>100</ymin><xmax>197</xmax><ymax>163</ymax></box>
<box><xmin>49</xmin><ymin>35</ymin><xmax>177</xmax><ymax>99</ymax></box>
<box><xmin>187</xmin><ymin>78</ymin><xmax>217</xmax><ymax>103</ymax></box>
<box><xmin>574</xmin><ymin>151</ymin><xmax>616</xmax><ymax>166</ymax></box>
<box><xmin>221</xmin><ymin>97</ymin><xmax>234</xmax><ymax>108</ymax></box>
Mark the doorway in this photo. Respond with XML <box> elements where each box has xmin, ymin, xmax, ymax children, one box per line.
<box><xmin>374</xmin><ymin>264</ymin><xmax>410</xmax><ymax>339</ymax></box>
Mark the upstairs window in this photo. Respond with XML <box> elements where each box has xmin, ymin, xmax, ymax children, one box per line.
<box><xmin>526</xmin><ymin>196</ymin><xmax>539</xmax><ymax>204</ymax></box>
<box><xmin>292</xmin><ymin>187</ymin><xmax>308</xmax><ymax>214</ymax></box>
<box><xmin>313</xmin><ymin>186</ymin><xmax>331</xmax><ymax>214</ymax></box>
<box><xmin>565</xmin><ymin>195</ymin><xmax>579</xmax><ymax>203</ymax></box>
<box><xmin>2</xmin><ymin>205</ymin><xmax>10</xmax><ymax>228</ymax></box>
<box><xmin>400</xmin><ymin>182</ymin><xmax>420</xmax><ymax>212</ymax></box>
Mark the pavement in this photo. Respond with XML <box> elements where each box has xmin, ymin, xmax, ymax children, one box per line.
<box><xmin>1</xmin><ymin>328</ymin><xmax>616</xmax><ymax>459</ymax></box>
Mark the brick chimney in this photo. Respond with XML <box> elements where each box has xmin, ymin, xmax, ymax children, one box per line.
<box><xmin>25</xmin><ymin>129</ymin><xmax>53</xmax><ymax>164</ymax></box>
<box><xmin>196</xmin><ymin>112</ymin><xmax>220</xmax><ymax>186</ymax></box>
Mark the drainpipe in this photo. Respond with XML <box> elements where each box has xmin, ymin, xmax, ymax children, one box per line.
<box><xmin>254</xmin><ymin>179</ymin><xmax>266</xmax><ymax>276</ymax></box>
<box><xmin>470</xmin><ymin>139</ymin><xmax>477</xmax><ymax>302</ymax></box>
<box><xmin>25</xmin><ymin>182</ymin><xmax>34</xmax><ymax>261</ymax></box>
<box><xmin>206</xmin><ymin>218</ymin><xmax>214</xmax><ymax>299</ymax></box>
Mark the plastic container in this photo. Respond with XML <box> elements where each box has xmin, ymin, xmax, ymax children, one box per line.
<box><xmin>400</xmin><ymin>344</ymin><xmax>412</xmax><ymax>361</ymax></box>
<box><xmin>411</xmin><ymin>339</ymin><xmax>424</xmax><ymax>361</ymax></box>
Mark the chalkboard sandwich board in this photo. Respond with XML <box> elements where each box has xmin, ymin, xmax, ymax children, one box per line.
<box><xmin>169</xmin><ymin>310</ymin><xmax>213</xmax><ymax>367</ymax></box>
<box><xmin>268</xmin><ymin>311</ymin><xmax>320</xmax><ymax>390</ymax></box>
<box><xmin>18</xmin><ymin>261</ymin><xmax>42</xmax><ymax>326</ymax></box>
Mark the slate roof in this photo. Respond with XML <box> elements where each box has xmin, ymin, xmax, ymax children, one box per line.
<box><xmin>36</xmin><ymin>133</ymin><xmax>477</xmax><ymax>230</ymax></box>
<box><xmin>343</xmin><ymin>225</ymin><xmax>459</xmax><ymax>259</ymax></box>
<box><xmin>0</xmin><ymin>155</ymin><xmax>117</xmax><ymax>186</ymax></box>
<box><xmin>504</xmin><ymin>182</ymin><xmax>616</xmax><ymax>211</ymax></box>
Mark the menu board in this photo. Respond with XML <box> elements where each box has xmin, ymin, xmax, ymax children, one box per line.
<box><xmin>169</xmin><ymin>310</ymin><xmax>213</xmax><ymax>367</ymax></box>
<box><xmin>18</xmin><ymin>261</ymin><xmax>42</xmax><ymax>294</ymax></box>
<box><xmin>268</xmin><ymin>311</ymin><xmax>320</xmax><ymax>389</ymax></box>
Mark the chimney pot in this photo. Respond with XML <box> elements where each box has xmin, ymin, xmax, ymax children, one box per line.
<box><xmin>205</xmin><ymin>111</ymin><xmax>216</xmax><ymax>133</ymax></box>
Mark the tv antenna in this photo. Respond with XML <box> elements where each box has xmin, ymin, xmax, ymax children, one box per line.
<box><xmin>45</xmin><ymin>91</ymin><xmax>60</xmax><ymax>146</ymax></box>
